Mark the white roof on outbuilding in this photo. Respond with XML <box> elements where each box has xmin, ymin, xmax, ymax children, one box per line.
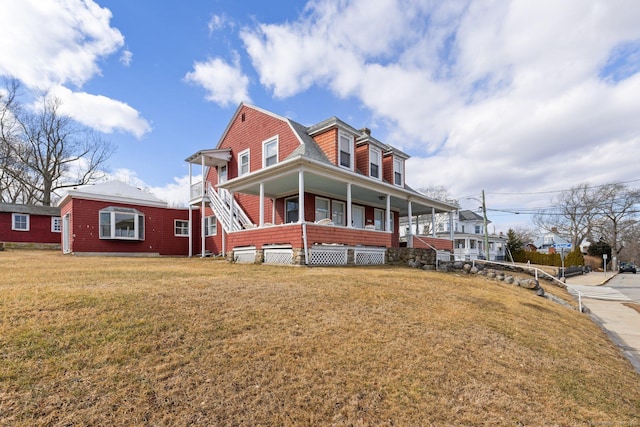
<box><xmin>57</xmin><ymin>181</ymin><xmax>168</xmax><ymax>208</ymax></box>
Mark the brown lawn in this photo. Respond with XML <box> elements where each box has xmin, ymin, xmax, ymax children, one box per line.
<box><xmin>1</xmin><ymin>250</ymin><xmax>639</xmax><ymax>426</ymax></box>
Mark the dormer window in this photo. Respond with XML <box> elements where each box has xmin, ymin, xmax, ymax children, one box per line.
<box><xmin>393</xmin><ymin>157</ymin><xmax>403</xmax><ymax>186</ymax></box>
<box><xmin>369</xmin><ymin>147</ymin><xmax>381</xmax><ymax>179</ymax></box>
<box><xmin>263</xmin><ymin>136</ymin><xmax>278</xmax><ymax>167</ymax></box>
<box><xmin>339</xmin><ymin>132</ymin><xmax>352</xmax><ymax>169</ymax></box>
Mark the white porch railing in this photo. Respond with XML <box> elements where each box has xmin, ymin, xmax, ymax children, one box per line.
<box><xmin>205</xmin><ymin>184</ymin><xmax>253</xmax><ymax>233</ymax></box>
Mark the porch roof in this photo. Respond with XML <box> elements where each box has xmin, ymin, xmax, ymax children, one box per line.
<box><xmin>218</xmin><ymin>155</ymin><xmax>457</xmax><ymax>216</ymax></box>
<box><xmin>184</xmin><ymin>148</ymin><xmax>232</xmax><ymax>167</ymax></box>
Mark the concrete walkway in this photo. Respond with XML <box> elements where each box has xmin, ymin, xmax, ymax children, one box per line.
<box><xmin>565</xmin><ymin>272</ymin><xmax>640</xmax><ymax>373</ymax></box>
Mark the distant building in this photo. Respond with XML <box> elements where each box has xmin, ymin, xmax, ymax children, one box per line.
<box><xmin>0</xmin><ymin>203</ymin><xmax>61</xmax><ymax>249</ymax></box>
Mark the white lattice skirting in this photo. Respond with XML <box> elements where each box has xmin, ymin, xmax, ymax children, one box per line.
<box><xmin>233</xmin><ymin>247</ymin><xmax>256</xmax><ymax>263</ymax></box>
<box><xmin>354</xmin><ymin>248</ymin><xmax>386</xmax><ymax>265</ymax></box>
<box><xmin>309</xmin><ymin>246</ymin><xmax>348</xmax><ymax>265</ymax></box>
<box><xmin>264</xmin><ymin>246</ymin><xmax>294</xmax><ymax>265</ymax></box>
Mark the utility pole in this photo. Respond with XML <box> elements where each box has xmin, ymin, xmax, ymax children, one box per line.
<box><xmin>482</xmin><ymin>190</ymin><xmax>490</xmax><ymax>261</ymax></box>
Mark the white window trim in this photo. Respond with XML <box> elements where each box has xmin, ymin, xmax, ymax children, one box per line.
<box><xmin>205</xmin><ymin>215</ymin><xmax>217</xmax><ymax>236</ymax></box>
<box><xmin>263</xmin><ymin>136</ymin><xmax>279</xmax><ymax>168</ymax></box>
<box><xmin>332</xmin><ymin>200</ymin><xmax>346</xmax><ymax>226</ymax></box>
<box><xmin>393</xmin><ymin>157</ymin><xmax>404</xmax><ymax>186</ymax></box>
<box><xmin>51</xmin><ymin>217</ymin><xmax>62</xmax><ymax>233</ymax></box>
<box><xmin>238</xmin><ymin>149</ymin><xmax>250</xmax><ymax>176</ymax></box>
<box><xmin>285</xmin><ymin>196</ymin><xmax>299</xmax><ymax>223</ymax></box>
<box><xmin>174</xmin><ymin>219</ymin><xmax>189</xmax><ymax>237</ymax></box>
<box><xmin>315</xmin><ymin>197</ymin><xmax>330</xmax><ymax>222</ymax></box>
<box><xmin>374</xmin><ymin>208</ymin><xmax>385</xmax><ymax>231</ymax></box>
<box><xmin>12</xmin><ymin>213</ymin><xmax>29</xmax><ymax>231</ymax></box>
<box><xmin>369</xmin><ymin>147</ymin><xmax>381</xmax><ymax>180</ymax></box>
<box><xmin>99</xmin><ymin>207</ymin><xmax>144</xmax><ymax>241</ymax></box>
<box><xmin>338</xmin><ymin>131</ymin><xmax>353</xmax><ymax>170</ymax></box>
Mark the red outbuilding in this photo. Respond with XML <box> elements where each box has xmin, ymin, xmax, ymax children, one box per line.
<box><xmin>57</xmin><ymin>181</ymin><xmax>199</xmax><ymax>256</ymax></box>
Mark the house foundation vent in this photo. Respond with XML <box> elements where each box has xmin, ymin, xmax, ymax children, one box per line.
<box><xmin>233</xmin><ymin>246</ymin><xmax>257</xmax><ymax>263</ymax></box>
<box><xmin>264</xmin><ymin>245</ymin><xmax>294</xmax><ymax>265</ymax></box>
<box><xmin>354</xmin><ymin>247</ymin><xmax>386</xmax><ymax>265</ymax></box>
<box><xmin>310</xmin><ymin>245</ymin><xmax>348</xmax><ymax>265</ymax></box>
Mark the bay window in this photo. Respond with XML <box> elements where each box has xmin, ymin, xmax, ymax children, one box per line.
<box><xmin>99</xmin><ymin>207</ymin><xmax>144</xmax><ymax>240</ymax></box>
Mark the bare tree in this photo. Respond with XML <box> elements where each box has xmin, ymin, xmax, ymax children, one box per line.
<box><xmin>1</xmin><ymin>80</ymin><xmax>114</xmax><ymax>205</ymax></box>
<box><xmin>590</xmin><ymin>183</ymin><xmax>640</xmax><ymax>264</ymax></box>
<box><xmin>416</xmin><ymin>185</ymin><xmax>459</xmax><ymax>235</ymax></box>
<box><xmin>533</xmin><ymin>182</ymin><xmax>599</xmax><ymax>248</ymax></box>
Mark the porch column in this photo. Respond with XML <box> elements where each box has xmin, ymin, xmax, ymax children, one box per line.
<box><xmin>431</xmin><ymin>207</ymin><xmax>436</xmax><ymax>237</ymax></box>
<box><xmin>200</xmin><ymin>156</ymin><xmax>206</xmax><ymax>258</ymax></box>
<box><xmin>385</xmin><ymin>194</ymin><xmax>391</xmax><ymax>232</ymax></box>
<box><xmin>298</xmin><ymin>170</ymin><xmax>305</xmax><ymax>223</ymax></box>
<box><xmin>259</xmin><ymin>182</ymin><xmax>265</xmax><ymax>227</ymax></box>
<box><xmin>188</xmin><ymin>162</ymin><xmax>193</xmax><ymax>258</ymax></box>
<box><xmin>407</xmin><ymin>199</ymin><xmax>413</xmax><ymax>248</ymax></box>
<box><xmin>188</xmin><ymin>205</ymin><xmax>193</xmax><ymax>257</ymax></box>
<box><xmin>347</xmin><ymin>183</ymin><xmax>352</xmax><ymax>227</ymax></box>
<box><xmin>449</xmin><ymin>211</ymin><xmax>454</xmax><ymax>241</ymax></box>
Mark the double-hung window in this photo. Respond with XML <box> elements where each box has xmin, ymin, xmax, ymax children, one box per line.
<box><xmin>475</xmin><ymin>225</ymin><xmax>482</xmax><ymax>234</ymax></box>
<box><xmin>393</xmin><ymin>158</ymin><xmax>403</xmax><ymax>186</ymax></box>
<box><xmin>369</xmin><ymin>147</ymin><xmax>381</xmax><ymax>179</ymax></box>
<box><xmin>51</xmin><ymin>217</ymin><xmax>62</xmax><ymax>233</ymax></box>
<box><xmin>374</xmin><ymin>208</ymin><xmax>385</xmax><ymax>231</ymax></box>
<box><xmin>205</xmin><ymin>216</ymin><xmax>217</xmax><ymax>236</ymax></box>
<box><xmin>332</xmin><ymin>201</ymin><xmax>345</xmax><ymax>226</ymax></box>
<box><xmin>339</xmin><ymin>132</ymin><xmax>352</xmax><ymax>169</ymax></box>
<box><xmin>315</xmin><ymin>197</ymin><xmax>330</xmax><ymax>222</ymax></box>
<box><xmin>238</xmin><ymin>149</ymin><xmax>250</xmax><ymax>176</ymax></box>
<box><xmin>99</xmin><ymin>207</ymin><xmax>144</xmax><ymax>240</ymax></box>
<box><xmin>263</xmin><ymin>137</ymin><xmax>278</xmax><ymax>167</ymax></box>
<box><xmin>12</xmin><ymin>213</ymin><xmax>29</xmax><ymax>231</ymax></box>
<box><xmin>285</xmin><ymin>197</ymin><xmax>299</xmax><ymax>223</ymax></box>
<box><xmin>175</xmin><ymin>220</ymin><xmax>189</xmax><ymax>237</ymax></box>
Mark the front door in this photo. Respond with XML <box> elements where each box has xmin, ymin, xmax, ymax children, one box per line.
<box><xmin>352</xmin><ymin>205</ymin><xmax>365</xmax><ymax>228</ymax></box>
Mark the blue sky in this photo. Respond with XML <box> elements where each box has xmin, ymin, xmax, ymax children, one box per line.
<box><xmin>2</xmin><ymin>0</ymin><xmax>640</xmax><ymax>233</ymax></box>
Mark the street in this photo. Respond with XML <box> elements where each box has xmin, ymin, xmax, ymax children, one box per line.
<box><xmin>606</xmin><ymin>272</ymin><xmax>640</xmax><ymax>303</ymax></box>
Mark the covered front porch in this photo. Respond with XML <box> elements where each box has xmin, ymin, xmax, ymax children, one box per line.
<box><xmin>186</xmin><ymin>152</ymin><xmax>456</xmax><ymax>265</ymax></box>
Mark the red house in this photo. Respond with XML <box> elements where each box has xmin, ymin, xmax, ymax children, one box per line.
<box><xmin>185</xmin><ymin>104</ymin><xmax>457</xmax><ymax>265</ymax></box>
<box><xmin>57</xmin><ymin>181</ymin><xmax>199</xmax><ymax>256</ymax></box>
<box><xmin>0</xmin><ymin>203</ymin><xmax>61</xmax><ymax>249</ymax></box>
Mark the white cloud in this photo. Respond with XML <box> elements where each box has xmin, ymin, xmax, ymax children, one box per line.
<box><xmin>184</xmin><ymin>54</ymin><xmax>251</xmax><ymax>106</ymax></box>
<box><xmin>208</xmin><ymin>14</ymin><xmax>229</xmax><ymax>35</ymax></box>
<box><xmin>240</xmin><ymin>0</ymin><xmax>640</xmax><ymax>229</ymax></box>
<box><xmin>0</xmin><ymin>0</ymin><xmax>124</xmax><ymax>88</ymax></box>
<box><xmin>119</xmin><ymin>49</ymin><xmax>133</xmax><ymax>67</ymax></box>
<box><xmin>0</xmin><ymin>0</ymin><xmax>150</xmax><ymax>138</ymax></box>
<box><xmin>49</xmin><ymin>86</ymin><xmax>151</xmax><ymax>138</ymax></box>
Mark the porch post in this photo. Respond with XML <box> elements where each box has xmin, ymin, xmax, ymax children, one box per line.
<box><xmin>259</xmin><ymin>182</ymin><xmax>265</xmax><ymax>227</ymax></box>
<box><xmin>347</xmin><ymin>183</ymin><xmax>352</xmax><ymax>227</ymax></box>
<box><xmin>200</xmin><ymin>156</ymin><xmax>206</xmax><ymax>258</ymax></box>
<box><xmin>407</xmin><ymin>199</ymin><xmax>413</xmax><ymax>248</ymax></box>
<box><xmin>188</xmin><ymin>162</ymin><xmax>193</xmax><ymax>257</ymax></box>
<box><xmin>386</xmin><ymin>194</ymin><xmax>391</xmax><ymax>232</ymax></box>
<box><xmin>188</xmin><ymin>205</ymin><xmax>193</xmax><ymax>257</ymax></box>
<box><xmin>298</xmin><ymin>170</ymin><xmax>305</xmax><ymax>223</ymax></box>
<box><xmin>431</xmin><ymin>207</ymin><xmax>436</xmax><ymax>237</ymax></box>
<box><xmin>449</xmin><ymin>211</ymin><xmax>454</xmax><ymax>241</ymax></box>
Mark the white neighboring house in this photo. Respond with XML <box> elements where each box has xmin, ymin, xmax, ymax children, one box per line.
<box><xmin>400</xmin><ymin>209</ymin><xmax>507</xmax><ymax>261</ymax></box>
<box><xmin>530</xmin><ymin>230</ymin><xmax>572</xmax><ymax>254</ymax></box>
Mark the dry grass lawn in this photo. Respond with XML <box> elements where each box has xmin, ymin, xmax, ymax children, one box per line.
<box><xmin>1</xmin><ymin>250</ymin><xmax>639</xmax><ymax>426</ymax></box>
